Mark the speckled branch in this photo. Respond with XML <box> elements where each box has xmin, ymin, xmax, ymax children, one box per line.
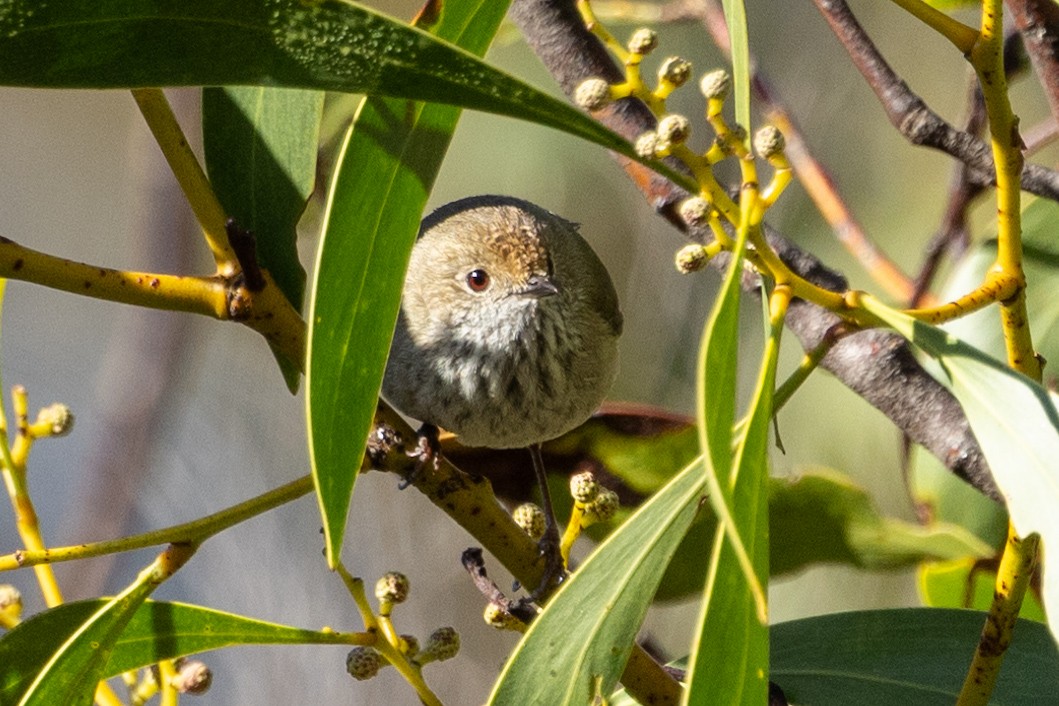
<box><xmin>812</xmin><ymin>0</ymin><xmax>1059</xmax><ymax>202</ymax></box>
<box><xmin>509</xmin><ymin>0</ymin><xmax>997</xmax><ymax>498</ymax></box>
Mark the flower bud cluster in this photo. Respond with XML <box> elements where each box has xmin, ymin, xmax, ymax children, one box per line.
<box><xmin>568</xmin><ymin>470</ymin><xmax>619</xmax><ymax>525</ymax></box>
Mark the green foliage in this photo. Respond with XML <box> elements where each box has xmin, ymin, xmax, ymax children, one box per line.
<box><xmin>0</xmin><ymin>0</ymin><xmax>1056</xmax><ymax>704</ymax></box>
<box><xmin>772</xmin><ymin>609</ymin><xmax>1059</xmax><ymax>704</ymax></box>
<box><xmin>1</xmin><ymin>599</ymin><xmax>356</xmax><ymax>701</ymax></box>
<box><xmin>2</xmin><ymin>566</ymin><xmax>163</xmax><ymax>705</ymax></box>
<box><xmin>863</xmin><ymin>295</ymin><xmax>1059</xmax><ymax>644</ymax></box>
<box><xmin>203</xmin><ymin>86</ymin><xmax>323</xmax><ymax>389</ymax></box>
<box><xmin>488</xmin><ymin>457</ymin><xmax>707</xmax><ymax>705</ymax></box>
<box><xmin>305</xmin><ymin>0</ymin><xmax>509</xmax><ymax>567</ymax></box>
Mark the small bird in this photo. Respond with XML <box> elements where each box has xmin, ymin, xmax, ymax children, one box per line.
<box><xmin>383</xmin><ymin>195</ymin><xmax>623</xmax><ymax>589</ymax></box>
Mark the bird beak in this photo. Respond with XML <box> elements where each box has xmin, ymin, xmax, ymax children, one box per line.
<box><xmin>521</xmin><ymin>275</ymin><xmax>560</xmax><ymax>299</ymax></box>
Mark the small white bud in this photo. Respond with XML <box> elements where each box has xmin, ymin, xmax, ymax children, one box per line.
<box><xmin>754</xmin><ymin>125</ymin><xmax>786</xmax><ymax>159</ymax></box>
<box><xmin>675</xmin><ymin>244</ymin><xmax>710</xmax><ymax>274</ymax></box>
<box><xmin>678</xmin><ymin>197</ymin><xmax>712</xmax><ymax>228</ymax></box>
<box><xmin>658</xmin><ymin>57</ymin><xmax>692</xmax><ymax>87</ymax></box>
<box><xmin>628</xmin><ymin>28</ymin><xmax>658</xmax><ymax>55</ymax></box>
<box><xmin>574</xmin><ymin>78</ymin><xmax>613</xmax><ymax>112</ymax></box>
<box><xmin>635</xmin><ymin>131</ymin><xmax>660</xmax><ymax>159</ymax></box>
<box><xmin>700</xmin><ymin>69</ymin><xmax>731</xmax><ymax>100</ymax></box>
<box><xmin>420</xmin><ymin>627</ymin><xmax>460</xmax><ymax>663</ymax></box>
<box><xmin>657</xmin><ymin>114</ymin><xmax>691</xmax><ymax>145</ymax></box>
<box><xmin>569</xmin><ymin>471</ymin><xmax>600</xmax><ymax>504</ymax></box>
<box><xmin>583</xmin><ymin>489</ymin><xmax>620</xmax><ymax>524</ymax></box>
<box><xmin>375</xmin><ymin>572</ymin><xmax>410</xmax><ymax>604</ymax></box>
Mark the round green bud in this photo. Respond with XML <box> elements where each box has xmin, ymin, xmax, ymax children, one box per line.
<box><xmin>634</xmin><ymin>131</ymin><xmax>660</xmax><ymax>159</ymax></box>
<box><xmin>569</xmin><ymin>470</ymin><xmax>600</xmax><ymax>504</ymax></box>
<box><xmin>584</xmin><ymin>489</ymin><xmax>620</xmax><ymax>524</ymax></box>
<box><xmin>0</xmin><ymin>584</ymin><xmax>22</xmax><ymax>622</ymax></box>
<box><xmin>675</xmin><ymin>244</ymin><xmax>710</xmax><ymax>274</ymax></box>
<box><xmin>37</xmin><ymin>403</ymin><xmax>74</xmax><ymax>437</ymax></box>
<box><xmin>678</xmin><ymin>196</ymin><xmax>712</xmax><ymax>228</ymax></box>
<box><xmin>574</xmin><ymin>78</ymin><xmax>613</xmax><ymax>112</ymax></box>
<box><xmin>346</xmin><ymin>647</ymin><xmax>384</xmax><ymax>681</ymax></box>
<box><xmin>754</xmin><ymin>125</ymin><xmax>786</xmax><ymax>159</ymax></box>
<box><xmin>658</xmin><ymin>57</ymin><xmax>692</xmax><ymax>87</ymax></box>
<box><xmin>628</xmin><ymin>28</ymin><xmax>658</xmax><ymax>55</ymax></box>
<box><xmin>657</xmin><ymin>114</ymin><xmax>691</xmax><ymax>145</ymax></box>
<box><xmin>172</xmin><ymin>659</ymin><xmax>212</xmax><ymax>695</ymax></box>
<box><xmin>700</xmin><ymin>69</ymin><xmax>731</xmax><ymax>101</ymax></box>
<box><xmin>483</xmin><ymin>601</ymin><xmax>521</xmax><ymax>631</ymax></box>
<box><xmin>422</xmin><ymin>627</ymin><xmax>460</xmax><ymax>663</ymax></box>
<box><xmin>512</xmin><ymin>502</ymin><xmax>546</xmax><ymax>541</ymax></box>
<box><xmin>375</xmin><ymin>572</ymin><xmax>410</xmax><ymax>604</ymax></box>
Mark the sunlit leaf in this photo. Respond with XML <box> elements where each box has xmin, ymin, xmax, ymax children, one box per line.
<box><xmin>684</xmin><ymin>252</ymin><xmax>773</xmax><ymax>704</ymax></box>
<box><xmin>862</xmin><ymin>295</ymin><xmax>1059</xmax><ymax>643</ymax></box>
<box><xmin>487</xmin><ymin>459</ymin><xmax>707</xmax><ymax>705</ymax></box>
<box><xmin>0</xmin><ymin>600</ymin><xmax>357</xmax><ymax>701</ymax></box>
<box><xmin>0</xmin><ymin>0</ymin><xmax>692</xmax><ymax>191</ymax></box>
<box><xmin>4</xmin><ymin>560</ymin><xmax>163</xmax><ymax>705</ymax></box>
<box><xmin>919</xmin><ymin>559</ymin><xmax>1047</xmax><ymax>622</ymax></box>
<box><xmin>306</xmin><ymin>0</ymin><xmax>509</xmax><ymax>566</ymax></box>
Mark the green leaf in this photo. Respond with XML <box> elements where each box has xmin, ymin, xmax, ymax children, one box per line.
<box><xmin>487</xmin><ymin>459</ymin><xmax>707</xmax><ymax>706</ymax></box>
<box><xmin>306</xmin><ymin>0</ymin><xmax>509</xmax><ymax>566</ymax></box>
<box><xmin>772</xmin><ymin>608</ymin><xmax>1059</xmax><ymax>704</ymax></box>
<box><xmin>861</xmin><ymin>295</ymin><xmax>1059</xmax><ymax>645</ymax></box>
<box><xmin>721</xmin><ymin>0</ymin><xmax>751</xmax><ymax>137</ymax></box>
<box><xmin>919</xmin><ymin>560</ymin><xmax>1047</xmax><ymax>622</ymax></box>
<box><xmin>0</xmin><ymin>0</ymin><xmax>692</xmax><ymax>192</ymax></box>
<box><xmin>4</xmin><ymin>563</ymin><xmax>162</xmax><ymax>705</ymax></box>
<box><xmin>684</xmin><ymin>270</ymin><xmax>774</xmax><ymax>705</ymax></box>
<box><xmin>0</xmin><ymin>600</ymin><xmax>356</xmax><ymax>701</ymax></box>
<box><xmin>770</xmin><ymin>469</ymin><xmax>993</xmax><ymax>576</ymax></box>
<box><xmin>203</xmin><ymin>85</ymin><xmax>323</xmax><ymax>390</ymax></box>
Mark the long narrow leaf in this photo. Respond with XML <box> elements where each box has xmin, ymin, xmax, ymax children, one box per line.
<box><xmin>8</xmin><ymin>555</ymin><xmax>174</xmax><ymax>705</ymax></box>
<box><xmin>488</xmin><ymin>459</ymin><xmax>708</xmax><ymax>705</ymax></box>
<box><xmin>0</xmin><ymin>0</ymin><xmax>693</xmax><ymax>192</ymax></box>
<box><xmin>721</xmin><ymin>0</ymin><xmax>751</xmax><ymax>136</ymax></box>
<box><xmin>306</xmin><ymin>0</ymin><xmax>509</xmax><ymax>566</ymax></box>
<box><xmin>0</xmin><ymin>600</ymin><xmax>353</xmax><ymax>701</ymax></box>
<box><xmin>685</xmin><ymin>286</ymin><xmax>778</xmax><ymax>705</ymax></box>
<box><xmin>203</xmin><ymin>86</ymin><xmax>323</xmax><ymax>389</ymax></box>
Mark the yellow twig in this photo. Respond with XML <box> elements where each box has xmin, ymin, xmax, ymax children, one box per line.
<box><xmin>1</xmin><ymin>475</ymin><xmax>313</xmax><ymax>572</ymax></box>
<box><xmin>888</xmin><ymin>0</ymin><xmax>979</xmax><ymax>53</ymax></box>
<box><xmin>0</xmin><ymin>234</ymin><xmax>307</xmax><ymax>369</ymax></box>
<box><xmin>955</xmin><ymin>3</ymin><xmax>1040</xmax><ymax>703</ymax></box>
<box><xmin>131</xmin><ymin>88</ymin><xmax>237</xmax><ymax>274</ymax></box>
<box><xmin>956</xmin><ymin>529</ymin><xmax>1039</xmax><ymax>705</ymax></box>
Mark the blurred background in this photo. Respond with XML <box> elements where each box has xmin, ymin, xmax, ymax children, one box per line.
<box><xmin>0</xmin><ymin>1</ymin><xmax>1053</xmax><ymax>703</ymax></box>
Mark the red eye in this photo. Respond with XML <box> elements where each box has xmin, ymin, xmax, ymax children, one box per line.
<box><xmin>466</xmin><ymin>269</ymin><xmax>490</xmax><ymax>292</ymax></box>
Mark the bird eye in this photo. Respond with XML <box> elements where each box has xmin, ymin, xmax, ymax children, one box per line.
<box><xmin>466</xmin><ymin>269</ymin><xmax>490</xmax><ymax>292</ymax></box>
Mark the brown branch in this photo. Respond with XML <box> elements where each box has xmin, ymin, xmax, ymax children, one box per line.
<box><xmin>1007</xmin><ymin>0</ymin><xmax>1059</xmax><ymax>126</ymax></box>
<box><xmin>812</xmin><ymin>0</ymin><xmax>1059</xmax><ymax>203</ymax></box>
<box><xmin>510</xmin><ymin>0</ymin><xmax>997</xmax><ymax>499</ymax></box>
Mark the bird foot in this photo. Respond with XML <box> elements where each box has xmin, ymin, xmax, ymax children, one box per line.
<box><xmin>398</xmin><ymin>423</ymin><xmax>441</xmax><ymax>490</ymax></box>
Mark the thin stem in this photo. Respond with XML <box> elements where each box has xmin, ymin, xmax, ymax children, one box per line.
<box><xmin>956</xmin><ymin>529</ymin><xmax>1039</xmax><ymax>705</ymax></box>
<box><xmin>889</xmin><ymin>0</ymin><xmax>979</xmax><ymax>53</ymax></box>
<box><xmin>1</xmin><ymin>475</ymin><xmax>314</xmax><ymax>571</ymax></box>
<box><xmin>131</xmin><ymin>89</ymin><xmax>237</xmax><ymax>274</ymax></box>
